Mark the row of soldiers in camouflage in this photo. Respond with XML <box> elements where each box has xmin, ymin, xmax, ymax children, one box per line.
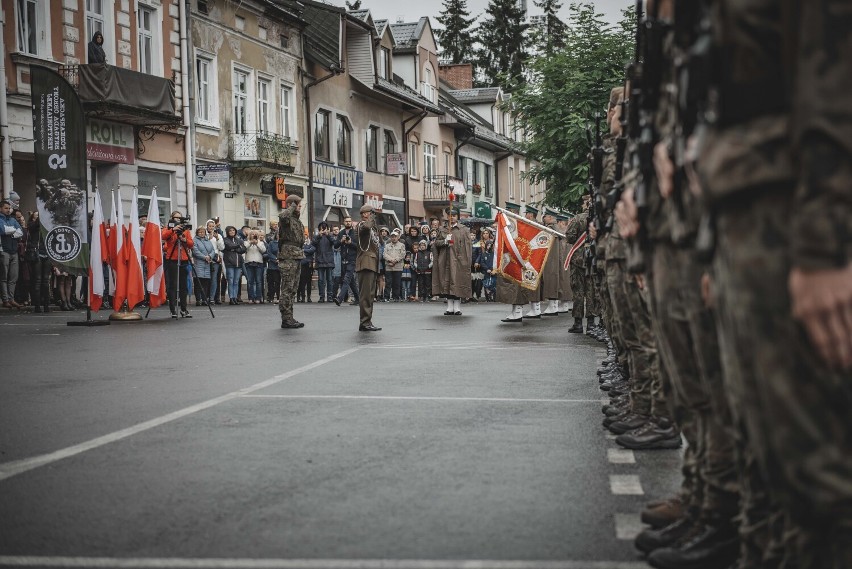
<box><xmin>583</xmin><ymin>1</ymin><xmax>852</xmax><ymax>568</ymax></box>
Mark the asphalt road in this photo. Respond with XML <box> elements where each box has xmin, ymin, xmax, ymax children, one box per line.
<box><xmin>0</xmin><ymin>299</ymin><xmax>681</xmax><ymax>569</ymax></box>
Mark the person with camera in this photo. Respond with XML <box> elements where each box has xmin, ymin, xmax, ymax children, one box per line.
<box><xmin>312</xmin><ymin>221</ymin><xmax>335</xmax><ymax>303</ymax></box>
<box><xmin>333</xmin><ymin>215</ymin><xmax>359</xmax><ymax>306</ymax></box>
<box><xmin>277</xmin><ymin>194</ymin><xmax>305</xmax><ymax>328</ymax></box>
<box><xmin>244</xmin><ymin>229</ymin><xmax>267</xmax><ymax>304</ymax></box>
<box><xmin>355</xmin><ymin>204</ymin><xmax>381</xmax><ymax>331</ymax></box>
<box><xmin>222</xmin><ymin>226</ymin><xmax>245</xmax><ymax>305</ymax></box>
<box><xmin>162</xmin><ymin>211</ymin><xmax>195</xmax><ymax>318</ymax></box>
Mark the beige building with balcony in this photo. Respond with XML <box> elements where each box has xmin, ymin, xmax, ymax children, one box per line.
<box><xmin>2</xmin><ymin>0</ymin><xmax>187</xmax><ymax>219</ymax></box>
<box><xmin>190</xmin><ymin>0</ymin><xmax>305</xmax><ymax>233</ymax></box>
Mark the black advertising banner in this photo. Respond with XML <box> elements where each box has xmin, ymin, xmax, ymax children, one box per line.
<box><xmin>31</xmin><ymin>65</ymin><xmax>89</xmax><ymax>276</ymax></box>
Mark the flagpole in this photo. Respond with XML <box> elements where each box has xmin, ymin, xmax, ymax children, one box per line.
<box><xmin>68</xmin><ymin>186</ymin><xmax>109</xmax><ymax>327</ymax></box>
<box><xmin>492</xmin><ymin>205</ymin><xmax>565</xmax><ymax>238</ymax></box>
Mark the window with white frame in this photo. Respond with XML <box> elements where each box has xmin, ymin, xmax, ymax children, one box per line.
<box><xmin>422</xmin><ymin>66</ymin><xmax>435</xmax><ymax>103</ymax></box>
<box><xmin>509</xmin><ymin>166</ymin><xmax>515</xmax><ymax>199</ymax></box>
<box><xmin>280</xmin><ymin>85</ymin><xmax>293</xmax><ymax>139</ymax></box>
<box><xmin>444</xmin><ymin>152</ymin><xmax>451</xmax><ymax>177</ymax></box>
<box><xmin>378</xmin><ymin>47</ymin><xmax>390</xmax><ymax>80</ymax></box>
<box><xmin>315</xmin><ymin>110</ymin><xmax>331</xmax><ymax>161</ymax></box>
<box><xmin>408</xmin><ymin>141</ymin><xmax>419</xmax><ymax>178</ymax></box>
<box><xmin>195</xmin><ymin>54</ymin><xmax>217</xmax><ymax>126</ymax></box>
<box><xmin>423</xmin><ymin>143</ymin><xmax>437</xmax><ymax>181</ymax></box>
<box><xmin>16</xmin><ymin>0</ymin><xmax>39</xmax><ymax>55</ymax></box>
<box><xmin>256</xmin><ymin>77</ymin><xmax>272</xmax><ymax>133</ymax></box>
<box><xmin>463</xmin><ymin>158</ymin><xmax>474</xmax><ymax>189</ymax></box>
<box><xmin>366</xmin><ymin>126</ymin><xmax>380</xmax><ymax>171</ymax></box>
<box><xmin>485</xmin><ymin>164</ymin><xmax>493</xmax><ymax>196</ymax></box>
<box><xmin>137</xmin><ymin>4</ymin><xmax>157</xmax><ymax>74</ymax></box>
<box><xmin>233</xmin><ymin>69</ymin><xmax>249</xmax><ymax>134</ymax></box>
<box><xmin>520</xmin><ymin>173</ymin><xmax>526</xmax><ymax>202</ymax></box>
<box><xmin>86</xmin><ymin>0</ymin><xmax>106</xmax><ymax>61</ymax></box>
<box><xmin>338</xmin><ymin>116</ymin><xmax>353</xmax><ymax>166</ymax></box>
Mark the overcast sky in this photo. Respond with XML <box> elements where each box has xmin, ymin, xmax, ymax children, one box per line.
<box><xmin>346</xmin><ymin>0</ymin><xmax>631</xmax><ymax>28</ymax></box>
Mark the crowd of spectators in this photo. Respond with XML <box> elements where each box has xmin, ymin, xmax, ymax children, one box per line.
<box><xmin>0</xmin><ymin>204</ymin><xmax>500</xmax><ymax>313</ymax></box>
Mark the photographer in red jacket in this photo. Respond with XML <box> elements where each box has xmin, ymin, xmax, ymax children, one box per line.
<box><xmin>161</xmin><ymin>210</ymin><xmax>194</xmax><ymax>318</ymax></box>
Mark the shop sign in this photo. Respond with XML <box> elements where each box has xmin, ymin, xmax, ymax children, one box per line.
<box><xmin>474</xmin><ymin>201</ymin><xmax>493</xmax><ymax>218</ymax></box>
<box><xmin>86</xmin><ymin>118</ymin><xmax>135</xmax><ymax>164</ymax></box>
<box><xmin>196</xmin><ymin>163</ymin><xmax>230</xmax><ymax>184</ymax></box>
<box><xmin>313</xmin><ymin>162</ymin><xmax>363</xmax><ymax>191</ymax></box>
<box><xmin>386</xmin><ymin>153</ymin><xmax>407</xmax><ymax>175</ymax></box>
<box><xmin>323</xmin><ymin>187</ymin><xmax>354</xmax><ymax>208</ymax></box>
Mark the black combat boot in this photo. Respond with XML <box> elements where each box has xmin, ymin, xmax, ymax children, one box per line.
<box><xmin>585</xmin><ymin>316</ymin><xmax>596</xmax><ymax>334</ymax></box>
<box><xmin>635</xmin><ymin>510</ymin><xmax>699</xmax><ymax>554</ymax></box>
<box><xmin>647</xmin><ymin>521</ymin><xmax>739</xmax><ymax>569</ymax></box>
<box><xmin>616</xmin><ymin>419</ymin><xmax>682</xmax><ymax>450</ymax></box>
<box><xmin>568</xmin><ymin>318</ymin><xmax>584</xmax><ymax>333</ymax></box>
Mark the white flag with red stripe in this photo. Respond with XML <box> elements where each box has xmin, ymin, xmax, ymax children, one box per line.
<box><xmin>111</xmin><ymin>191</ymin><xmax>128</xmax><ymax>311</ymax></box>
<box><xmin>142</xmin><ymin>190</ymin><xmax>166</xmax><ymax>307</ymax></box>
<box><xmin>564</xmin><ymin>232</ymin><xmax>588</xmax><ymax>270</ymax></box>
<box><xmin>125</xmin><ymin>189</ymin><xmax>146</xmax><ymax>309</ymax></box>
<box><xmin>107</xmin><ymin>191</ymin><xmax>118</xmax><ymax>296</ymax></box>
<box><xmin>88</xmin><ymin>190</ymin><xmax>107</xmax><ymax>312</ymax></box>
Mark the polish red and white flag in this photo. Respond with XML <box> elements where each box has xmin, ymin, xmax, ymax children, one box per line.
<box><xmin>125</xmin><ymin>189</ymin><xmax>146</xmax><ymax>309</ymax></box>
<box><xmin>88</xmin><ymin>190</ymin><xmax>108</xmax><ymax>312</ymax></box>
<box><xmin>494</xmin><ymin>209</ymin><xmax>555</xmax><ymax>291</ymax></box>
<box><xmin>142</xmin><ymin>189</ymin><xmax>166</xmax><ymax>308</ymax></box>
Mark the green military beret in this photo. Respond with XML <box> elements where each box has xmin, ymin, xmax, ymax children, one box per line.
<box><xmin>525</xmin><ymin>204</ymin><xmax>539</xmax><ymax>215</ymax></box>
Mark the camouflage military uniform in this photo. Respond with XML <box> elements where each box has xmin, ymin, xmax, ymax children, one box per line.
<box><xmin>277</xmin><ymin>203</ymin><xmax>304</xmax><ymax>325</ymax></box>
<box><xmin>564</xmin><ymin>210</ymin><xmax>589</xmax><ymax>321</ymax></box>
<box><xmin>700</xmin><ymin>1</ymin><xmax>852</xmax><ymax>566</ymax></box>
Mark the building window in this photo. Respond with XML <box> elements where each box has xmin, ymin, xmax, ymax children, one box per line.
<box><xmin>444</xmin><ymin>152</ymin><xmax>451</xmax><ymax>177</ymax></box>
<box><xmin>280</xmin><ymin>85</ymin><xmax>292</xmax><ymax>139</ymax></box>
<box><xmin>315</xmin><ymin>110</ymin><xmax>330</xmax><ymax>161</ymax></box>
<box><xmin>137</xmin><ymin>4</ymin><xmax>156</xmax><ymax>74</ymax></box>
<box><xmin>509</xmin><ymin>166</ymin><xmax>515</xmax><ymax>199</ymax></box>
<box><xmin>378</xmin><ymin>47</ymin><xmax>390</xmax><ymax>80</ymax></box>
<box><xmin>464</xmin><ymin>157</ymin><xmax>474</xmax><ymax>189</ymax></box>
<box><xmin>195</xmin><ymin>54</ymin><xmax>218</xmax><ymax>125</ymax></box>
<box><xmin>485</xmin><ymin>164</ymin><xmax>493</xmax><ymax>196</ymax></box>
<box><xmin>233</xmin><ymin>69</ymin><xmax>249</xmax><ymax>134</ymax></box>
<box><xmin>365</xmin><ymin>126</ymin><xmax>380</xmax><ymax>171</ymax></box>
<box><xmin>520</xmin><ymin>173</ymin><xmax>526</xmax><ymax>202</ymax></box>
<box><xmin>235</xmin><ymin>15</ymin><xmax>245</xmax><ymax>31</ymax></box>
<box><xmin>258</xmin><ymin>26</ymin><xmax>267</xmax><ymax>41</ymax></box>
<box><xmin>383</xmin><ymin>130</ymin><xmax>396</xmax><ymax>173</ymax></box>
<box><xmin>422</xmin><ymin>67</ymin><xmax>435</xmax><ymax>103</ymax></box>
<box><xmin>423</xmin><ymin>143</ymin><xmax>437</xmax><ymax>181</ymax></box>
<box><xmin>337</xmin><ymin>116</ymin><xmax>352</xmax><ymax>166</ymax></box>
<box><xmin>137</xmin><ymin>169</ymin><xmax>173</xmax><ymax>223</ymax></box>
<box><xmin>198</xmin><ymin>0</ymin><xmax>209</xmax><ymax>15</ymax></box>
<box><xmin>256</xmin><ymin>78</ymin><xmax>271</xmax><ymax>133</ymax></box>
<box><xmin>408</xmin><ymin>141</ymin><xmax>418</xmax><ymax>179</ymax></box>
<box><xmin>16</xmin><ymin>0</ymin><xmax>39</xmax><ymax>55</ymax></box>
<box><xmin>280</xmin><ymin>34</ymin><xmax>289</xmax><ymax>49</ymax></box>
<box><xmin>86</xmin><ymin>0</ymin><xmax>106</xmax><ymax>61</ymax></box>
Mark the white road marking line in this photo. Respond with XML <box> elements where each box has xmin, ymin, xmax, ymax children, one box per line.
<box><xmin>0</xmin><ymin>348</ymin><xmax>361</xmax><ymax>483</ymax></box>
<box><xmin>240</xmin><ymin>395</ymin><xmax>604</xmax><ymax>404</ymax></box>
<box><xmin>605</xmin><ymin>433</ymin><xmax>618</xmax><ymax>440</ymax></box>
<box><xmin>614</xmin><ymin>513</ymin><xmax>645</xmax><ymax>540</ymax></box>
<box><xmin>0</xmin><ymin>557</ymin><xmax>650</xmax><ymax>569</ymax></box>
<box><xmin>610</xmin><ymin>474</ymin><xmax>644</xmax><ymax>495</ymax></box>
<box><xmin>607</xmin><ymin>448</ymin><xmax>636</xmax><ymax>464</ymax></box>
<box><xmin>600</xmin><ymin>397</ymin><xmax>609</xmax><ymax>405</ymax></box>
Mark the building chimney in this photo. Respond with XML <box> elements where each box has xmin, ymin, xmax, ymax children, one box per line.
<box><xmin>438</xmin><ymin>63</ymin><xmax>473</xmax><ymax>90</ymax></box>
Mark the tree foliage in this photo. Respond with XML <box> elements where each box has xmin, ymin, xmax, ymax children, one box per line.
<box><xmin>507</xmin><ymin>3</ymin><xmax>634</xmax><ymax>210</ymax></box>
<box><xmin>435</xmin><ymin>0</ymin><xmax>476</xmax><ymax>64</ymax></box>
<box><xmin>531</xmin><ymin>0</ymin><xmax>567</xmax><ymax>55</ymax></box>
<box><xmin>475</xmin><ymin>0</ymin><xmax>530</xmax><ymax>89</ymax></box>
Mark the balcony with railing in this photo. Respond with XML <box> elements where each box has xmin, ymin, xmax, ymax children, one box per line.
<box><xmin>59</xmin><ymin>64</ymin><xmax>179</xmax><ymax>126</ymax></box>
<box><xmin>423</xmin><ymin>176</ymin><xmax>466</xmax><ymax>206</ymax></box>
<box><xmin>229</xmin><ymin>131</ymin><xmax>293</xmax><ymax>172</ymax></box>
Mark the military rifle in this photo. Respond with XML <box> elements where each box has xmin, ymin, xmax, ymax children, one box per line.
<box><xmin>626</xmin><ymin>0</ymin><xmax>665</xmax><ymax>274</ymax></box>
<box><xmin>585</xmin><ymin>113</ymin><xmax>605</xmax><ymax>278</ymax></box>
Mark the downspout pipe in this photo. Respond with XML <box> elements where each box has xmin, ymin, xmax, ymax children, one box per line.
<box><xmin>493</xmin><ymin>150</ymin><xmax>513</xmax><ymax>210</ymax></box>
<box><xmin>0</xmin><ymin>11</ymin><xmax>12</xmax><ymax>200</ymax></box>
<box><xmin>179</xmin><ymin>0</ymin><xmax>194</xmax><ymax>222</ymax></box>
<box><xmin>401</xmin><ymin>109</ymin><xmax>427</xmax><ymax>223</ymax></box>
<box><xmin>304</xmin><ymin>63</ymin><xmax>343</xmax><ymax>230</ymax></box>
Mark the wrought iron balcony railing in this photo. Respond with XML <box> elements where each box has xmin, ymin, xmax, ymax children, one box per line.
<box><xmin>229</xmin><ymin>131</ymin><xmax>292</xmax><ymax>167</ymax></box>
<box><xmin>423</xmin><ymin>176</ymin><xmax>466</xmax><ymax>202</ymax></box>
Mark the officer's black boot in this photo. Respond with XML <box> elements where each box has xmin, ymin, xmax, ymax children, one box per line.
<box><xmin>585</xmin><ymin>317</ymin><xmax>596</xmax><ymax>335</ymax></box>
<box><xmin>568</xmin><ymin>318</ymin><xmax>584</xmax><ymax>333</ymax></box>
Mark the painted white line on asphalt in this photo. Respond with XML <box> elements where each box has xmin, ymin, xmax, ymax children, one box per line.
<box><xmin>607</xmin><ymin>448</ymin><xmax>636</xmax><ymax>464</ymax></box>
<box><xmin>610</xmin><ymin>475</ymin><xmax>644</xmax><ymax>495</ymax></box>
<box><xmin>600</xmin><ymin>397</ymin><xmax>609</xmax><ymax>405</ymax></box>
<box><xmin>605</xmin><ymin>433</ymin><xmax>618</xmax><ymax>440</ymax></box>
<box><xmin>241</xmin><ymin>395</ymin><xmax>604</xmax><ymax>404</ymax></box>
<box><xmin>0</xmin><ymin>557</ymin><xmax>650</xmax><ymax>569</ymax></box>
<box><xmin>0</xmin><ymin>348</ymin><xmax>361</xmax><ymax>483</ymax></box>
<box><xmin>614</xmin><ymin>513</ymin><xmax>645</xmax><ymax>540</ymax></box>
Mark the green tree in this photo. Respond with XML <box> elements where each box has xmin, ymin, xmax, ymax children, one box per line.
<box><xmin>507</xmin><ymin>2</ymin><xmax>634</xmax><ymax>209</ymax></box>
<box><xmin>475</xmin><ymin>0</ymin><xmax>530</xmax><ymax>88</ymax></box>
<box><xmin>532</xmin><ymin>0</ymin><xmax>567</xmax><ymax>55</ymax></box>
<box><xmin>435</xmin><ymin>0</ymin><xmax>476</xmax><ymax>64</ymax></box>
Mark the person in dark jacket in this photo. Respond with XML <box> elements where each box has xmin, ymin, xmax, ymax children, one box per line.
<box><xmin>264</xmin><ymin>233</ymin><xmax>280</xmax><ymax>302</ymax></box>
<box><xmin>333</xmin><ymin>216</ymin><xmax>359</xmax><ymax>305</ymax></box>
<box><xmin>311</xmin><ymin>221</ymin><xmax>336</xmax><ymax>302</ymax></box>
<box><xmin>222</xmin><ymin>226</ymin><xmax>245</xmax><ymax>304</ymax></box>
<box><xmin>297</xmin><ymin>236</ymin><xmax>316</xmax><ymax>302</ymax></box>
<box><xmin>88</xmin><ymin>31</ymin><xmax>106</xmax><ymax>64</ymax></box>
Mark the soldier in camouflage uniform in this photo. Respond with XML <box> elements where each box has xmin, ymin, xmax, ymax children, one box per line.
<box><xmin>277</xmin><ymin>195</ymin><xmax>305</xmax><ymax>329</ymax></box>
<box><xmin>697</xmin><ymin>1</ymin><xmax>852</xmax><ymax>566</ymax></box>
<box><xmin>565</xmin><ymin>196</ymin><xmax>590</xmax><ymax>332</ymax></box>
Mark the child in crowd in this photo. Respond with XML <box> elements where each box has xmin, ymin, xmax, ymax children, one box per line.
<box><xmin>401</xmin><ymin>252</ymin><xmax>413</xmax><ymax>301</ymax></box>
<box><xmin>413</xmin><ymin>240</ymin><xmax>432</xmax><ymax>302</ymax></box>
<box><xmin>482</xmin><ymin>239</ymin><xmax>496</xmax><ymax>302</ymax></box>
